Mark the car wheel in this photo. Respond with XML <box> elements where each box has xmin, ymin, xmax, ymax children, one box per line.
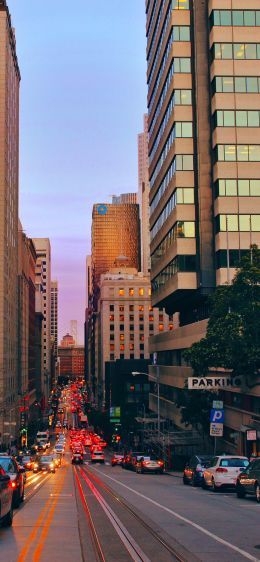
<box><xmin>202</xmin><ymin>478</ymin><xmax>207</xmax><ymax>489</ymax></box>
<box><xmin>12</xmin><ymin>491</ymin><xmax>20</xmax><ymax>509</ymax></box>
<box><xmin>2</xmin><ymin>506</ymin><xmax>13</xmax><ymax>527</ymax></box>
<box><xmin>255</xmin><ymin>483</ymin><xmax>260</xmax><ymax>503</ymax></box>
<box><xmin>183</xmin><ymin>477</ymin><xmax>189</xmax><ymax>485</ymax></box>
<box><xmin>20</xmin><ymin>486</ymin><xmax>25</xmax><ymax>502</ymax></box>
<box><xmin>212</xmin><ymin>479</ymin><xmax>219</xmax><ymax>492</ymax></box>
<box><xmin>236</xmin><ymin>484</ymin><xmax>245</xmax><ymax>499</ymax></box>
<box><xmin>191</xmin><ymin>475</ymin><xmax>197</xmax><ymax>487</ymax></box>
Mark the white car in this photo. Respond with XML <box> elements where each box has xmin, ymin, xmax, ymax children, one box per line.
<box><xmin>203</xmin><ymin>456</ymin><xmax>249</xmax><ymax>491</ymax></box>
<box><xmin>54</xmin><ymin>444</ymin><xmax>65</xmax><ymax>455</ymax></box>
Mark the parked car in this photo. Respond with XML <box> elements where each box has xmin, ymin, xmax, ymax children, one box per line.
<box><xmin>0</xmin><ymin>455</ymin><xmax>25</xmax><ymax>508</ymax></box>
<box><xmin>72</xmin><ymin>453</ymin><xmax>83</xmax><ymax>464</ymax></box>
<box><xmin>111</xmin><ymin>454</ymin><xmax>124</xmax><ymax>467</ymax></box>
<box><xmin>236</xmin><ymin>458</ymin><xmax>260</xmax><ymax>502</ymax></box>
<box><xmin>183</xmin><ymin>455</ymin><xmax>214</xmax><ymax>486</ymax></box>
<box><xmin>136</xmin><ymin>456</ymin><xmax>164</xmax><ymax>474</ymax></box>
<box><xmin>122</xmin><ymin>452</ymin><xmax>146</xmax><ymax>471</ymax></box>
<box><xmin>0</xmin><ymin>467</ymin><xmax>13</xmax><ymax>526</ymax></box>
<box><xmin>203</xmin><ymin>456</ymin><xmax>249</xmax><ymax>492</ymax></box>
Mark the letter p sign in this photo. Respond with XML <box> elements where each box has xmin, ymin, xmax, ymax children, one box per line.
<box><xmin>210</xmin><ymin>409</ymin><xmax>224</xmax><ymax>423</ymax></box>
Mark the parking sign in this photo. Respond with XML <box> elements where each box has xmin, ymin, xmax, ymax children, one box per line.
<box><xmin>210</xmin><ymin>409</ymin><xmax>224</xmax><ymax>423</ymax></box>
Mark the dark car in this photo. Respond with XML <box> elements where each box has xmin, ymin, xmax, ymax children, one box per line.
<box><xmin>136</xmin><ymin>456</ymin><xmax>164</xmax><ymax>474</ymax></box>
<box><xmin>72</xmin><ymin>453</ymin><xmax>83</xmax><ymax>464</ymax></box>
<box><xmin>183</xmin><ymin>455</ymin><xmax>214</xmax><ymax>487</ymax></box>
<box><xmin>122</xmin><ymin>452</ymin><xmax>146</xmax><ymax>471</ymax></box>
<box><xmin>0</xmin><ymin>467</ymin><xmax>13</xmax><ymax>526</ymax></box>
<box><xmin>19</xmin><ymin>455</ymin><xmax>34</xmax><ymax>471</ymax></box>
<box><xmin>236</xmin><ymin>458</ymin><xmax>260</xmax><ymax>502</ymax></box>
<box><xmin>111</xmin><ymin>454</ymin><xmax>124</xmax><ymax>467</ymax></box>
<box><xmin>0</xmin><ymin>455</ymin><xmax>25</xmax><ymax>508</ymax></box>
<box><xmin>33</xmin><ymin>455</ymin><xmax>56</xmax><ymax>473</ymax></box>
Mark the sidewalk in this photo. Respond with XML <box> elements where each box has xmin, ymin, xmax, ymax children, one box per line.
<box><xmin>166</xmin><ymin>470</ymin><xmax>183</xmax><ymax>478</ymax></box>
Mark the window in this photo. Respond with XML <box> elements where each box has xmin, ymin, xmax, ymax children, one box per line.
<box><xmin>110</xmin><ymin>344</ymin><xmax>115</xmax><ymax>351</ymax></box>
<box><xmin>129</xmin><ymin>305</ymin><xmax>134</xmax><ymax>311</ymax></box>
<box><xmin>152</xmin><ymin>255</ymin><xmax>196</xmax><ymax>293</ymax></box>
<box><xmin>110</xmin><ymin>354</ymin><xmax>115</xmax><ymax>361</ymax></box>
<box><xmin>172</xmin><ymin>0</ymin><xmax>190</xmax><ymax>9</ymax></box>
<box><xmin>139</xmin><ymin>288</ymin><xmax>144</xmax><ymax>296</ymax></box>
<box><xmin>139</xmin><ymin>314</ymin><xmax>144</xmax><ymax>321</ymax></box>
<box><xmin>119</xmin><ymin>305</ymin><xmax>124</xmax><ymax>312</ymax></box>
<box><xmin>130</xmin><ymin>324</ymin><xmax>134</xmax><ymax>331</ymax></box>
<box><xmin>130</xmin><ymin>334</ymin><xmax>134</xmax><ymax>341</ymax></box>
<box><xmin>212</xmin><ymin>43</ymin><xmax>260</xmax><ymax>60</ymax></box>
<box><xmin>129</xmin><ymin>314</ymin><xmax>134</xmax><ymax>322</ymax></box>
<box><xmin>151</xmin><ymin>221</ymin><xmax>195</xmax><ymax>265</ymax></box>
<box><xmin>140</xmin><ymin>334</ymin><xmax>144</xmax><ymax>341</ymax></box>
<box><xmin>174</xmin><ymin>57</ymin><xmax>191</xmax><ymax>73</ymax></box>
<box><xmin>110</xmin><ymin>334</ymin><xmax>114</xmax><ymax>341</ymax></box>
<box><xmin>215</xmin><ymin>179</ymin><xmax>260</xmax><ymax>197</ymax></box>
<box><xmin>120</xmin><ymin>344</ymin><xmax>125</xmax><ymax>351</ymax></box>
<box><xmin>139</xmin><ymin>305</ymin><xmax>144</xmax><ymax>311</ymax></box>
<box><xmin>149</xmin><ymin>314</ymin><xmax>154</xmax><ymax>321</ymax></box>
<box><xmin>120</xmin><ymin>324</ymin><xmax>124</xmax><ymax>331</ymax></box>
<box><xmin>140</xmin><ymin>324</ymin><xmax>144</xmax><ymax>331</ymax></box>
<box><xmin>159</xmin><ymin>313</ymin><xmax>164</xmax><ymax>321</ymax></box>
<box><xmin>119</xmin><ymin>314</ymin><xmax>124</xmax><ymax>322</ymax></box>
<box><xmin>110</xmin><ymin>324</ymin><xmax>114</xmax><ymax>331</ymax></box>
<box><xmin>211</xmin><ymin>10</ymin><xmax>260</xmax><ymax>27</ymax></box>
<box><xmin>216</xmin><ymin>214</ymin><xmax>260</xmax><ymax>232</ymax></box>
<box><xmin>129</xmin><ymin>343</ymin><xmax>134</xmax><ymax>351</ymax></box>
<box><xmin>149</xmin><ymin>324</ymin><xmax>154</xmax><ymax>331</ymax></box>
<box><xmin>148</xmin><ymin>287</ymin><xmax>152</xmax><ymax>296</ymax></box>
<box><xmin>120</xmin><ymin>334</ymin><xmax>124</xmax><ymax>341</ymax></box>
<box><xmin>110</xmin><ymin>305</ymin><xmax>114</xmax><ymax>311</ymax></box>
<box><xmin>159</xmin><ymin>324</ymin><xmax>164</xmax><ymax>332</ymax></box>
<box><xmin>129</xmin><ymin>288</ymin><xmax>134</xmax><ymax>296</ymax></box>
<box><xmin>215</xmin><ymin>145</ymin><xmax>260</xmax><ymax>162</ymax></box>
<box><xmin>118</xmin><ymin>288</ymin><xmax>124</xmax><ymax>296</ymax></box>
<box><xmin>169</xmin><ymin>323</ymin><xmax>174</xmax><ymax>331</ymax></box>
<box><xmin>109</xmin><ymin>314</ymin><xmax>114</xmax><ymax>322</ymax></box>
<box><xmin>140</xmin><ymin>343</ymin><xmax>144</xmax><ymax>350</ymax></box>
<box><xmin>140</xmin><ymin>354</ymin><xmax>145</xmax><ymax>359</ymax></box>
<box><xmin>120</xmin><ymin>354</ymin><xmax>124</xmax><ymax>359</ymax></box>
<box><xmin>173</xmin><ymin>25</ymin><xmax>190</xmax><ymax>41</ymax></box>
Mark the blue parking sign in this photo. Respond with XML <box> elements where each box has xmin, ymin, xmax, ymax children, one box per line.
<box><xmin>210</xmin><ymin>409</ymin><xmax>224</xmax><ymax>423</ymax></box>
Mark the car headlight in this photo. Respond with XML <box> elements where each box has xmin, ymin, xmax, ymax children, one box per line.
<box><xmin>34</xmin><ymin>463</ymin><xmax>39</xmax><ymax>468</ymax></box>
<box><xmin>50</xmin><ymin>463</ymin><xmax>54</xmax><ymax>468</ymax></box>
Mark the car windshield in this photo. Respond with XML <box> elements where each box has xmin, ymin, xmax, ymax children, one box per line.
<box><xmin>41</xmin><ymin>456</ymin><xmax>53</xmax><ymax>462</ymax></box>
<box><xmin>0</xmin><ymin>458</ymin><xmax>15</xmax><ymax>473</ymax></box>
<box><xmin>199</xmin><ymin>457</ymin><xmax>213</xmax><ymax>467</ymax></box>
<box><xmin>220</xmin><ymin>458</ymin><xmax>249</xmax><ymax>467</ymax></box>
<box><xmin>55</xmin><ymin>446</ymin><xmax>63</xmax><ymax>450</ymax></box>
<box><xmin>22</xmin><ymin>456</ymin><xmax>31</xmax><ymax>462</ymax></box>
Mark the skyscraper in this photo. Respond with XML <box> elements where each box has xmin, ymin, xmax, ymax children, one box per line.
<box><xmin>0</xmin><ymin>1</ymin><xmax>20</xmax><ymax>446</ymax></box>
<box><xmin>33</xmin><ymin>239</ymin><xmax>51</xmax><ymax>404</ymax></box>
<box><xmin>51</xmin><ymin>281</ymin><xmax>58</xmax><ymax>359</ymax></box>
<box><xmin>138</xmin><ymin>114</ymin><xmax>151</xmax><ymax>274</ymax></box>
<box><xmin>70</xmin><ymin>320</ymin><xmax>78</xmax><ymax>345</ymax></box>
<box><xmin>146</xmin><ymin>1</ymin><xmax>260</xmax><ymax>446</ymax></box>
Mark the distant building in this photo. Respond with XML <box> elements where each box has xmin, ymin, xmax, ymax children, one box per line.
<box><xmin>0</xmin><ymin>2</ymin><xmax>21</xmax><ymax>446</ymax></box>
<box><xmin>51</xmin><ymin>281</ymin><xmax>58</xmax><ymax>358</ymax></box>
<box><xmin>70</xmin><ymin>320</ymin><xmax>78</xmax><ymax>345</ymax></box>
<box><xmin>60</xmin><ymin>333</ymin><xmax>75</xmax><ymax>348</ymax></box>
<box><xmin>112</xmin><ymin>193</ymin><xmax>137</xmax><ymax>205</ymax></box>
<box><xmin>33</xmin><ymin>239</ymin><xmax>51</xmax><ymax>403</ymax></box>
<box><xmin>58</xmin><ymin>334</ymin><xmax>84</xmax><ymax>379</ymax></box>
<box><xmin>138</xmin><ymin>114</ymin><xmax>150</xmax><ymax>275</ymax></box>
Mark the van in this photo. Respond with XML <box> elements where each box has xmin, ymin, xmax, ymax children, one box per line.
<box><xmin>36</xmin><ymin>431</ymin><xmax>50</xmax><ymax>447</ymax></box>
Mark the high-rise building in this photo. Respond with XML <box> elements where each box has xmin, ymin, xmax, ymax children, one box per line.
<box><xmin>138</xmin><ymin>114</ymin><xmax>151</xmax><ymax>274</ymax></box>
<box><xmin>58</xmin><ymin>334</ymin><xmax>84</xmax><ymax>379</ymax></box>
<box><xmin>86</xmin><ymin>255</ymin><xmax>92</xmax><ymax>308</ymax></box>
<box><xmin>33</xmin><ymin>239</ymin><xmax>51</xmax><ymax>404</ymax></box>
<box><xmin>0</xmin><ymin>1</ymin><xmax>20</xmax><ymax>447</ymax></box>
<box><xmin>146</xmin><ymin>0</ymin><xmax>260</xmax><ymax>451</ymax></box>
<box><xmin>51</xmin><ymin>281</ymin><xmax>58</xmax><ymax>358</ymax></box>
<box><xmin>112</xmin><ymin>193</ymin><xmax>137</xmax><ymax>205</ymax></box>
<box><xmin>70</xmin><ymin>320</ymin><xmax>78</xmax><ymax>345</ymax></box>
<box><xmin>91</xmin><ymin>196</ymin><xmax>140</xmax><ymax>292</ymax></box>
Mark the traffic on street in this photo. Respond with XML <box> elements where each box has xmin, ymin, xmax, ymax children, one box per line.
<box><xmin>0</xmin><ymin>381</ymin><xmax>259</xmax><ymax>562</ymax></box>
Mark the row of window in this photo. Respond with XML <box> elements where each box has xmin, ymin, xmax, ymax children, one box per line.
<box><xmin>147</xmin><ymin>0</ymin><xmax>171</xmax><ymax>71</ymax></box>
<box><xmin>149</xmin><ymin>87</ymin><xmax>191</xmax><ymax>140</ymax></box>
<box><xmin>150</xmin><ymin>122</ymin><xmax>193</xmax><ymax>188</ymax></box>
<box><xmin>215</xmin><ymin>179</ymin><xmax>260</xmax><ymax>197</ymax></box>
<box><xmin>110</xmin><ymin>324</ymin><xmax>152</xmax><ymax>332</ymax></box>
<box><xmin>212</xmin><ymin>76</ymin><xmax>260</xmax><ymax>94</ymax></box>
<box><xmin>116</xmin><ymin>287</ymin><xmax>150</xmax><ymax>297</ymax></box>
<box><xmin>152</xmin><ymin>254</ymin><xmax>196</xmax><ymax>293</ymax></box>
<box><xmin>216</xmin><ymin>249</ymin><xmax>252</xmax><ymax>269</ymax></box>
<box><xmin>215</xmin><ymin>214</ymin><xmax>260</xmax><ymax>232</ymax></box>
<box><xmin>149</xmin><ymin>60</ymin><xmax>174</xmax><ymax>115</ymax></box>
<box><xmin>149</xmin><ymin>57</ymin><xmax>191</xmax><ymax>113</ymax></box>
<box><xmin>213</xmin><ymin>110</ymin><xmax>260</xmax><ymax>128</ymax></box>
<box><xmin>150</xmin><ymin>188</ymin><xmax>194</xmax><ymax>240</ymax></box>
<box><xmin>210</xmin><ymin>10</ymin><xmax>260</xmax><ymax>28</ymax></box>
<box><xmin>147</xmin><ymin>0</ymin><xmax>167</xmax><ymax>45</ymax></box>
<box><xmin>110</xmin><ymin>344</ymin><xmax>146</xmax><ymax>352</ymax></box>
<box><xmin>110</xmin><ymin>354</ymin><xmax>146</xmax><ymax>361</ymax></box>
<box><xmin>110</xmin><ymin>304</ymin><xmax>154</xmax><ymax>312</ymax></box>
<box><xmin>215</xmin><ymin>145</ymin><xmax>260</xmax><ymax>162</ymax></box>
<box><xmin>172</xmin><ymin>0</ymin><xmax>189</xmax><ymax>9</ymax></box>
<box><xmin>151</xmin><ymin>153</ymin><xmax>194</xmax><ymax>212</ymax></box>
<box><xmin>213</xmin><ymin>43</ymin><xmax>260</xmax><ymax>61</ymax></box>
<box><xmin>110</xmin><ymin>314</ymin><xmax>154</xmax><ymax>322</ymax></box>
<box><xmin>149</xmin><ymin>30</ymin><xmax>173</xmax><ymax>102</ymax></box>
<box><xmin>151</xmin><ymin>221</ymin><xmax>195</xmax><ymax>265</ymax></box>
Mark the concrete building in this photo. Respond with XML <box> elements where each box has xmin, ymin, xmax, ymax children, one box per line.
<box><xmin>112</xmin><ymin>193</ymin><xmax>137</xmax><ymax>205</ymax></box>
<box><xmin>138</xmin><ymin>114</ymin><xmax>151</xmax><ymax>275</ymax></box>
<box><xmin>51</xmin><ymin>281</ymin><xmax>58</xmax><ymax>359</ymax></box>
<box><xmin>0</xmin><ymin>1</ymin><xmax>20</xmax><ymax>447</ymax></box>
<box><xmin>146</xmin><ymin>0</ymin><xmax>260</xmax><ymax>453</ymax></box>
<box><xmin>58</xmin><ymin>334</ymin><xmax>85</xmax><ymax>379</ymax></box>
<box><xmin>33</xmin><ymin>239</ymin><xmax>51</xmax><ymax>405</ymax></box>
<box><xmin>95</xmin><ymin>265</ymin><xmax>172</xmax><ymax>406</ymax></box>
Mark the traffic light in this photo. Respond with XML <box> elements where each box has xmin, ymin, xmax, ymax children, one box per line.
<box><xmin>116</xmin><ymin>435</ymin><xmax>121</xmax><ymax>442</ymax></box>
<box><xmin>20</xmin><ymin>428</ymin><xmax>27</xmax><ymax>447</ymax></box>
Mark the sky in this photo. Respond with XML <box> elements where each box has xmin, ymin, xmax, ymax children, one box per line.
<box><xmin>8</xmin><ymin>0</ymin><xmax>147</xmax><ymax>344</ymax></box>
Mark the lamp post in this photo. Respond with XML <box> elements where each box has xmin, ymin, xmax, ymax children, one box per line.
<box><xmin>132</xmin><ymin>367</ymin><xmax>160</xmax><ymax>442</ymax></box>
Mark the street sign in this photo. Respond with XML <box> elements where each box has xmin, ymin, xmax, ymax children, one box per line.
<box><xmin>110</xmin><ymin>407</ymin><xmax>121</xmax><ymax>418</ymax></box>
<box><xmin>110</xmin><ymin>418</ymin><xmax>120</xmax><ymax>423</ymax></box>
<box><xmin>246</xmin><ymin>429</ymin><xmax>257</xmax><ymax>441</ymax></box>
<box><xmin>188</xmin><ymin>377</ymin><xmax>242</xmax><ymax>390</ymax></box>
<box><xmin>213</xmin><ymin>400</ymin><xmax>223</xmax><ymax>409</ymax></box>
<box><xmin>210</xmin><ymin>422</ymin><xmax>223</xmax><ymax>437</ymax></box>
<box><xmin>210</xmin><ymin>409</ymin><xmax>224</xmax><ymax>423</ymax></box>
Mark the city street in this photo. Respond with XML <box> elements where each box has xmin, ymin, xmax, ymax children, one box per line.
<box><xmin>1</xmin><ymin>445</ymin><xmax>260</xmax><ymax>562</ymax></box>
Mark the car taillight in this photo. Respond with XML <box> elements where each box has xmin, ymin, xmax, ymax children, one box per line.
<box><xmin>143</xmin><ymin>461</ymin><xmax>150</xmax><ymax>466</ymax></box>
<box><xmin>11</xmin><ymin>481</ymin><xmax>17</xmax><ymax>489</ymax></box>
<box><xmin>157</xmin><ymin>461</ymin><xmax>164</xmax><ymax>466</ymax></box>
<box><xmin>216</xmin><ymin>467</ymin><xmax>228</xmax><ymax>473</ymax></box>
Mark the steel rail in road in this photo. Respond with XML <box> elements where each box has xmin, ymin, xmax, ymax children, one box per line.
<box><xmin>79</xmin><ymin>465</ymin><xmax>190</xmax><ymax>562</ymax></box>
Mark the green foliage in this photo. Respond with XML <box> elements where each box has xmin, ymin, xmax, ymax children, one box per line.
<box><xmin>185</xmin><ymin>246</ymin><xmax>260</xmax><ymax>381</ymax></box>
<box><xmin>176</xmin><ymin>390</ymin><xmax>218</xmax><ymax>435</ymax></box>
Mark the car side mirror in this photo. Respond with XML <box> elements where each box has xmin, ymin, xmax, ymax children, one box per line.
<box><xmin>0</xmin><ymin>473</ymin><xmax>10</xmax><ymax>483</ymax></box>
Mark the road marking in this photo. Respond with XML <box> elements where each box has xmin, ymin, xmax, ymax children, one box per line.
<box><xmin>32</xmin><ymin>468</ymin><xmax>67</xmax><ymax>562</ymax></box>
<box><xmin>93</xmin><ymin>468</ymin><xmax>260</xmax><ymax>562</ymax></box>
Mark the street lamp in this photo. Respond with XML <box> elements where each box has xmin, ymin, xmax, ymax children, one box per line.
<box><xmin>132</xmin><ymin>368</ymin><xmax>160</xmax><ymax>441</ymax></box>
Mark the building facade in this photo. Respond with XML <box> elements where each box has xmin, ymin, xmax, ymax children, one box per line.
<box><xmin>33</xmin><ymin>239</ymin><xmax>51</xmax><ymax>405</ymax></box>
<box><xmin>95</xmin><ymin>266</ymin><xmax>172</xmax><ymax>406</ymax></box>
<box><xmin>146</xmin><ymin>0</ymin><xmax>260</xmax><ymax>453</ymax></box>
<box><xmin>58</xmin><ymin>334</ymin><xmax>85</xmax><ymax>379</ymax></box>
<box><xmin>51</xmin><ymin>281</ymin><xmax>58</xmax><ymax>358</ymax></box>
<box><xmin>0</xmin><ymin>1</ymin><xmax>20</xmax><ymax>447</ymax></box>
<box><xmin>138</xmin><ymin>114</ymin><xmax>151</xmax><ymax>275</ymax></box>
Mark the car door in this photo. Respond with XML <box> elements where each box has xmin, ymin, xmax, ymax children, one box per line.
<box><xmin>250</xmin><ymin>459</ymin><xmax>260</xmax><ymax>493</ymax></box>
<box><xmin>205</xmin><ymin>457</ymin><xmax>219</xmax><ymax>484</ymax></box>
<box><xmin>0</xmin><ymin>470</ymin><xmax>12</xmax><ymax>518</ymax></box>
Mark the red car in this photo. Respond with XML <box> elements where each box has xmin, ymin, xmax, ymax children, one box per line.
<box><xmin>111</xmin><ymin>454</ymin><xmax>124</xmax><ymax>467</ymax></box>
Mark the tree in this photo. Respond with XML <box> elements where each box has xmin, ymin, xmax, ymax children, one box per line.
<box><xmin>185</xmin><ymin>245</ymin><xmax>260</xmax><ymax>386</ymax></box>
<box><xmin>176</xmin><ymin>390</ymin><xmax>218</xmax><ymax>436</ymax></box>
